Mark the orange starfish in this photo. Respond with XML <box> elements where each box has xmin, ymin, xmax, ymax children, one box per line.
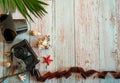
<box><xmin>43</xmin><ymin>55</ymin><xmax>53</xmax><ymax>65</ymax></box>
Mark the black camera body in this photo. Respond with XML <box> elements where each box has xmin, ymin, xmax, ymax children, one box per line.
<box><xmin>11</xmin><ymin>39</ymin><xmax>39</xmax><ymax>70</ymax></box>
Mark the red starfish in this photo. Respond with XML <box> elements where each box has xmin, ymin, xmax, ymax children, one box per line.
<box><xmin>43</xmin><ymin>55</ymin><xmax>53</xmax><ymax>65</ymax></box>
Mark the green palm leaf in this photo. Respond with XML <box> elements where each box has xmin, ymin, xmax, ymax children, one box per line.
<box><xmin>10</xmin><ymin>0</ymin><xmax>16</xmax><ymax>11</ymax></box>
<box><xmin>0</xmin><ymin>0</ymin><xmax>48</xmax><ymax>21</ymax></box>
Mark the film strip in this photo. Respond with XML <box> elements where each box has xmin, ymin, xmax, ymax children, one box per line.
<box><xmin>37</xmin><ymin>67</ymin><xmax>120</xmax><ymax>82</ymax></box>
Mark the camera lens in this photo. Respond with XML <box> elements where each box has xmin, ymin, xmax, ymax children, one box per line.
<box><xmin>13</xmin><ymin>46</ymin><xmax>27</xmax><ymax>59</ymax></box>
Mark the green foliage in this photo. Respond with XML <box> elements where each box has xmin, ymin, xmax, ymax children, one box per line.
<box><xmin>0</xmin><ymin>0</ymin><xmax>48</xmax><ymax>21</ymax></box>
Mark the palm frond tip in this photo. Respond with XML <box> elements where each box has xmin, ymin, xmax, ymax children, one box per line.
<box><xmin>0</xmin><ymin>0</ymin><xmax>48</xmax><ymax>21</ymax></box>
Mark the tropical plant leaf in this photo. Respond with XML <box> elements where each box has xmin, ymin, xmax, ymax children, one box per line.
<box><xmin>38</xmin><ymin>1</ymin><xmax>48</xmax><ymax>5</ymax></box>
<box><xmin>5</xmin><ymin>0</ymin><xmax>9</xmax><ymax>12</ymax></box>
<box><xmin>0</xmin><ymin>0</ymin><xmax>48</xmax><ymax>21</ymax></box>
<box><xmin>0</xmin><ymin>0</ymin><xmax>5</xmax><ymax>12</ymax></box>
<box><xmin>22</xmin><ymin>0</ymin><xmax>40</xmax><ymax>18</ymax></box>
<box><xmin>14</xmin><ymin>0</ymin><xmax>32</xmax><ymax>21</ymax></box>
<box><xmin>10</xmin><ymin>0</ymin><xmax>16</xmax><ymax>12</ymax></box>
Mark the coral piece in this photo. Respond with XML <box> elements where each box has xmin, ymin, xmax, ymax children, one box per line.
<box><xmin>37</xmin><ymin>35</ymin><xmax>50</xmax><ymax>49</ymax></box>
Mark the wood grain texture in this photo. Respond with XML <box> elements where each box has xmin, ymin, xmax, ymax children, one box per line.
<box><xmin>12</xmin><ymin>9</ymin><xmax>24</xmax><ymax>19</ymax></box>
<box><xmin>0</xmin><ymin>9</ymin><xmax>3</xmax><ymax>78</ymax></box>
<box><xmin>0</xmin><ymin>0</ymin><xmax>120</xmax><ymax>83</ymax></box>
<box><xmin>117</xmin><ymin>0</ymin><xmax>120</xmax><ymax>83</ymax></box>
<box><xmin>98</xmin><ymin>0</ymin><xmax>119</xmax><ymax>83</ymax></box>
<box><xmin>117</xmin><ymin>0</ymin><xmax>120</xmax><ymax>70</ymax></box>
<box><xmin>54</xmin><ymin>0</ymin><xmax>76</xmax><ymax>83</ymax></box>
<box><xmin>0</xmin><ymin>35</ymin><xmax>3</xmax><ymax>78</ymax></box>
<box><xmin>75</xmin><ymin>0</ymin><xmax>100</xmax><ymax>83</ymax></box>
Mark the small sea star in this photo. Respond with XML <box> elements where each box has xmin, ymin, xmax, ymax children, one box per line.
<box><xmin>43</xmin><ymin>55</ymin><xmax>53</xmax><ymax>65</ymax></box>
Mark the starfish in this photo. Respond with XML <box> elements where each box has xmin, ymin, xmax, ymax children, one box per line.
<box><xmin>43</xmin><ymin>55</ymin><xmax>53</xmax><ymax>65</ymax></box>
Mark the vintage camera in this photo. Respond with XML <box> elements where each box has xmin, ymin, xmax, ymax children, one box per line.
<box><xmin>11</xmin><ymin>39</ymin><xmax>40</xmax><ymax>70</ymax></box>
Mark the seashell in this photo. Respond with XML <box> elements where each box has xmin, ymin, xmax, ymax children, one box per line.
<box><xmin>3</xmin><ymin>61</ymin><xmax>11</xmax><ymax>68</ymax></box>
<box><xmin>31</xmin><ymin>30</ymin><xmax>41</xmax><ymax>36</ymax></box>
<box><xmin>18</xmin><ymin>74</ymin><xmax>26</xmax><ymax>81</ymax></box>
<box><xmin>37</xmin><ymin>35</ymin><xmax>50</xmax><ymax>49</ymax></box>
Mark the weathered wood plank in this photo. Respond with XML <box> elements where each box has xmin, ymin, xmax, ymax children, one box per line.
<box><xmin>117</xmin><ymin>0</ymin><xmax>120</xmax><ymax>71</ymax></box>
<box><xmin>0</xmin><ymin>0</ymin><xmax>119</xmax><ymax>83</ymax></box>
<box><xmin>0</xmin><ymin>9</ymin><xmax>4</xmax><ymax>80</ymax></box>
<box><xmin>75</xmin><ymin>0</ymin><xmax>100</xmax><ymax>83</ymax></box>
<box><xmin>12</xmin><ymin>9</ymin><xmax>24</xmax><ymax>19</ymax></box>
<box><xmin>0</xmin><ymin>6</ymin><xmax>5</xmax><ymax>14</ymax></box>
<box><xmin>29</xmin><ymin>0</ymin><xmax>57</xmax><ymax>83</ymax></box>
<box><xmin>54</xmin><ymin>0</ymin><xmax>75</xmax><ymax>83</ymax></box>
<box><xmin>116</xmin><ymin>0</ymin><xmax>120</xmax><ymax>83</ymax></box>
<box><xmin>3</xmin><ymin>11</ymin><xmax>30</xmax><ymax>83</ymax></box>
<box><xmin>98</xmin><ymin>0</ymin><xmax>119</xmax><ymax>83</ymax></box>
<box><xmin>0</xmin><ymin>36</ymin><xmax>3</xmax><ymax>78</ymax></box>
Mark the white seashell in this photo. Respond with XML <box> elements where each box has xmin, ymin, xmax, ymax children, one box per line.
<box><xmin>18</xmin><ymin>74</ymin><xmax>26</xmax><ymax>81</ymax></box>
<box><xmin>31</xmin><ymin>30</ymin><xmax>41</xmax><ymax>36</ymax></box>
<box><xmin>37</xmin><ymin>32</ymin><xmax>41</xmax><ymax>35</ymax></box>
<box><xmin>3</xmin><ymin>61</ymin><xmax>11</xmax><ymax>68</ymax></box>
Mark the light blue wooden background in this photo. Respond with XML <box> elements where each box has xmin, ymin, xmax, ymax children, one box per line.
<box><xmin>0</xmin><ymin>0</ymin><xmax>120</xmax><ymax>83</ymax></box>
